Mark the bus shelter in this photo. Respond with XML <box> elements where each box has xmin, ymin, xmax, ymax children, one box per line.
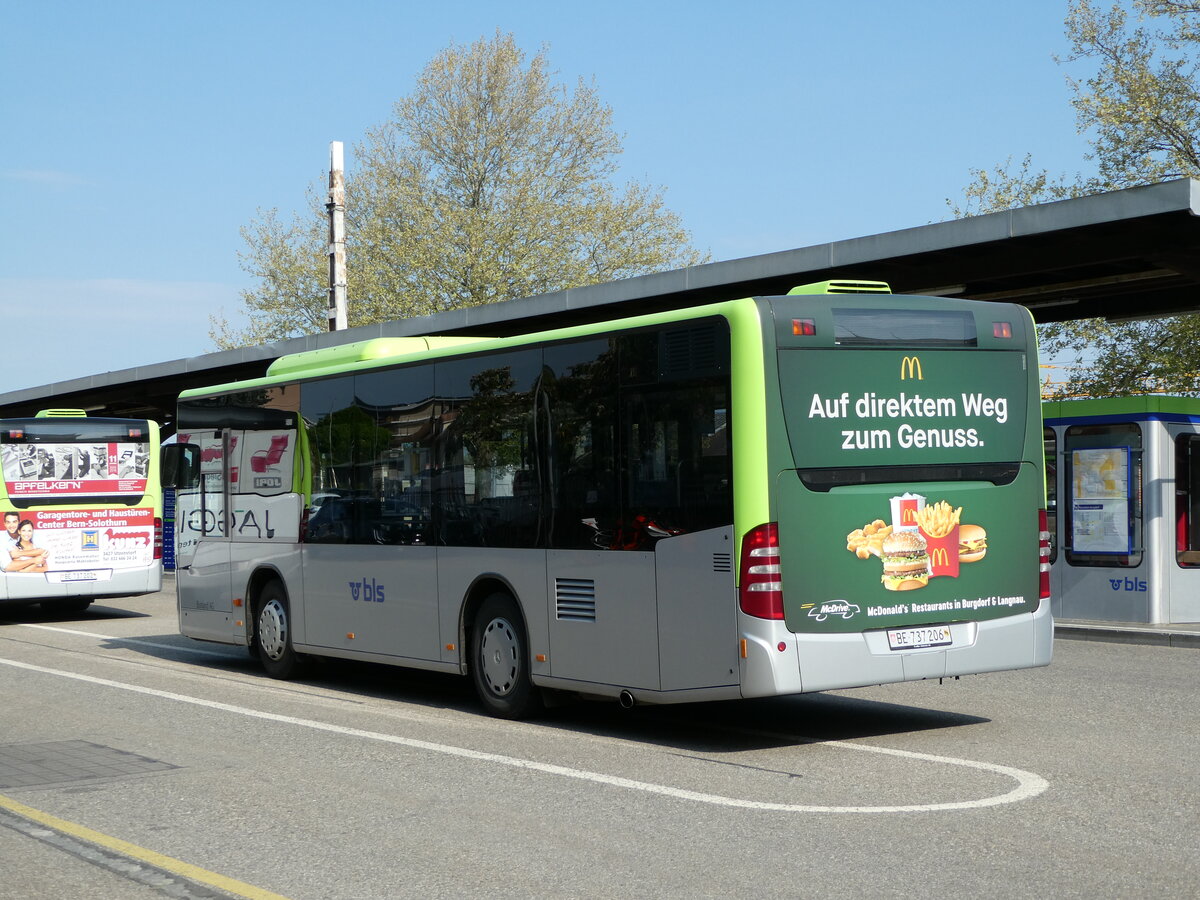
<box><xmin>1043</xmin><ymin>396</ymin><xmax>1200</xmax><ymax>624</ymax></box>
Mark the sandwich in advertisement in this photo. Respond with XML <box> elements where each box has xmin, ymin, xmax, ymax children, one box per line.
<box><xmin>880</xmin><ymin>530</ymin><xmax>930</xmax><ymax>591</ymax></box>
<box><xmin>958</xmin><ymin>523</ymin><xmax>988</xmax><ymax>562</ymax></box>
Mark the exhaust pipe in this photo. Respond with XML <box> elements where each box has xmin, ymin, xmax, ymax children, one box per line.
<box><xmin>618</xmin><ymin>690</ymin><xmax>636</xmax><ymax>709</ymax></box>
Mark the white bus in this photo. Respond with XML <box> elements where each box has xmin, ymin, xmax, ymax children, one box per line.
<box><xmin>0</xmin><ymin>409</ymin><xmax>162</xmax><ymax>613</ymax></box>
<box><xmin>168</xmin><ymin>282</ymin><xmax>1052</xmax><ymax>717</ymax></box>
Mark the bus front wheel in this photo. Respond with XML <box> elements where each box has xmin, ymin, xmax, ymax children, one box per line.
<box><xmin>470</xmin><ymin>593</ymin><xmax>540</xmax><ymax>719</ymax></box>
<box><xmin>255</xmin><ymin>581</ymin><xmax>301</xmax><ymax>680</ymax></box>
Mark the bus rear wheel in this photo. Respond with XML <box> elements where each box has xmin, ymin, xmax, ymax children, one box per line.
<box><xmin>255</xmin><ymin>581</ymin><xmax>301</xmax><ymax>680</ymax></box>
<box><xmin>470</xmin><ymin>593</ymin><xmax>540</xmax><ymax>719</ymax></box>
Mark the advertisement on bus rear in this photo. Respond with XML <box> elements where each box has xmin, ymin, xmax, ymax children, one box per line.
<box><xmin>0</xmin><ymin>508</ymin><xmax>155</xmax><ymax>581</ymax></box>
<box><xmin>777</xmin><ymin>348</ymin><xmax>1040</xmax><ymax>633</ymax></box>
<box><xmin>1</xmin><ymin>442</ymin><xmax>149</xmax><ymax>498</ymax></box>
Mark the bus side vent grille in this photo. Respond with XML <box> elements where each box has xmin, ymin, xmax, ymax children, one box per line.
<box><xmin>712</xmin><ymin>552</ymin><xmax>732</xmax><ymax>573</ymax></box>
<box><xmin>556</xmin><ymin>578</ymin><xmax>597</xmax><ymax>621</ymax></box>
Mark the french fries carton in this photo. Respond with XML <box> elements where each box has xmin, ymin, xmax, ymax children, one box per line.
<box><xmin>917</xmin><ymin>500</ymin><xmax>962</xmax><ymax>578</ymax></box>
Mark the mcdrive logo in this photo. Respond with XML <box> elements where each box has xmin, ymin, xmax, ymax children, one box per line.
<box><xmin>807</xmin><ymin>600</ymin><xmax>860</xmax><ymax>622</ymax></box>
<box><xmin>349</xmin><ymin>578</ymin><xmax>386</xmax><ymax>603</ymax></box>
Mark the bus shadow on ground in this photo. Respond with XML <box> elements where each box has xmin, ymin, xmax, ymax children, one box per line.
<box><xmin>0</xmin><ymin>602</ymin><xmax>150</xmax><ymax>625</ymax></box>
<box><xmin>87</xmin><ymin>636</ymin><xmax>988</xmax><ymax>753</ymax></box>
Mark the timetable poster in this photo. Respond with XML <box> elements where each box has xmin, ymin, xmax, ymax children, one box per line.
<box><xmin>1071</xmin><ymin>447</ymin><xmax>1130</xmax><ymax>554</ymax></box>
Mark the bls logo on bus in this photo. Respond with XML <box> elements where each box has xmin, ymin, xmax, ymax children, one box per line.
<box><xmin>1109</xmin><ymin>577</ymin><xmax>1147</xmax><ymax>593</ymax></box>
<box><xmin>349</xmin><ymin>578</ymin><xmax>386</xmax><ymax>603</ymax></box>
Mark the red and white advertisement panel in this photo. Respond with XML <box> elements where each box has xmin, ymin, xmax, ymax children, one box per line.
<box><xmin>1</xmin><ymin>442</ymin><xmax>149</xmax><ymax>498</ymax></box>
<box><xmin>0</xmin><ymin>508</ymin><xmax>156</xmax><ymax>580</ymax></box>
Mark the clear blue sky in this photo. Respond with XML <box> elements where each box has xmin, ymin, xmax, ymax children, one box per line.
<box><xmin>2</xmin><ymin>1</ymin><xmax>1090</xmax><ymax>391</ymax></box>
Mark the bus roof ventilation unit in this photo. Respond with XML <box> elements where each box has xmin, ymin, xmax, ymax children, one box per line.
<box><xmin>787</xmin><ymin>280</ymin><xmax>892</xmax><ymax>295</ymax></box>
<box><xmin>267</xmin><ymin>336</ymin><xmax>489</xmax><ymax>378</ymax></box>
<box><xmin>35</xmin><ymin>408</ymin><xmax>88</xmax><ymax>417</ymax></box>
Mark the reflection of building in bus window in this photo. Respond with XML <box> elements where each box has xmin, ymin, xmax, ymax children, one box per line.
<box><xmin>5</xmin><ymin>520</ymin><xmax>48</xmax><ymax>573</ymax></box>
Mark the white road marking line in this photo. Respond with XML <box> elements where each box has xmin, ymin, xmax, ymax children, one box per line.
<box><xmin>0</xmin><ymin>655</ymin><xmax>1049</xmax><ymax>813</ymax></box>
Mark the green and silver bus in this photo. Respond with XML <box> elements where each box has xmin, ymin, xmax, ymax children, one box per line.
<box><xmin>0</xmin><ymin>409</ymin><xmax>162</xmax><ymax>613</ymax></box>
<box><xmin>169</xmin><ymin>281</ymin><xmax>1052</xmax><ymax>717</ymax></box>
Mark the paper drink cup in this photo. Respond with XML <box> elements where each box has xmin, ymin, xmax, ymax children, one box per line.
<box><xmin>921</xmin><ymin>523</ymin><xmax>960</xmax><ymax>578</ymax></box>
<box><xmin>890</xmin><ymin>493</ymin><xmax>926</xmax><ymax>532</ymax></box>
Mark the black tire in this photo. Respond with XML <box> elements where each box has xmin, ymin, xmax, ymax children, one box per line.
<box><xmin>254</xmin><ymin>581</ymin><xmax>302</xmax><ymax>679</ymax></box>
<box><xmin>470</xmin><ymin>593</ymin><xmax>541</xmax><ymax>719</ymax></box>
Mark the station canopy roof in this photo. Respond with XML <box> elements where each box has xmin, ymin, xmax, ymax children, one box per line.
<box><xmin>4</xmin><ymin>178</ymin><xmax>1200</xmax><ymax>427</ymax></box>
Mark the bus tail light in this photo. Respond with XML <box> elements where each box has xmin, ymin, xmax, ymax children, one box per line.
<box><xmin>153</xmin><ymin>517</ymin><xmax>163</xmax><ymax>560</ymax></box>
<box><xmin>1038</xmin><ymin>509</ymin><xmax>1051</xmax><ymax>600</ymax></box>
<box><xmin>740</xmin><ymin>523</ymin><xmax>784</xmax><ymax>619</ymax></box>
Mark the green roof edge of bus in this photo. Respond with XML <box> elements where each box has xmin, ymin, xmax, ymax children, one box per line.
<box><xmin>727</xmin><ymin>299</ymin><xmax>771</xmax><ymax>544</ymax></box>
<box><xmin>786</xmin><ymin>280</ymin><xmax>892</xmax><ymax>295</ymax></box>
<box><xmin>266</xmin><ymin>336</ymin><xmax>490</xmax><ymax>378</ymax></box>
<box><xmin>35</xmin><ymin>408</ymin><xmax>89</xmax><ymax>417</ymax></box>
<box><xmin>1042</xmin><ymin>394</ymin><xmax>1200</xmax><ymax>420</ymax></box>
<box><xmin>181</xmin><ymin>300</ymin><xmax>760</xmax><ymax>398</ymax></box>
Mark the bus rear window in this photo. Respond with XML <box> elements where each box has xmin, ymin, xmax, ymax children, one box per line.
<box><xmin>0</xmin><ymin>418</ymin><xmax>151</xmax><ymax>501</ymax></box>
<box><xmin>834</xmin><ymin>309</ymin><xmax>977</xmax><ymax>347</ymax></box>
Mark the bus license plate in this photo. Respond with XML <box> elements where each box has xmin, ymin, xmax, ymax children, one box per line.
<box><xmin>887</xmin><ymin>625</ymin><xmax>953</xmax><ymax>651</ymax></box>
<box><xmin>60</xmin><ymin>571</ymin><xmax>98</xmax><ymax>582</ymax></box>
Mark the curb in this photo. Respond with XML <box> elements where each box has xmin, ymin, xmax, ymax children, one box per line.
<box><xmin>1054</xmin><ymin>622</ymin><xmax>1200</xmax><ymax>649</ymax></box>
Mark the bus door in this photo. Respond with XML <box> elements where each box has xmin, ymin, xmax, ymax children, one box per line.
<box><xmin>1169</xmin><ymin>424</ymin><xmax>1200</xmax><ymax>622</ymax></box>
<box><xmin>298</xmin><ymin>368</ymin><xmax>440</xmax><ymax>661</ymax></box>
<box><xmin>174</xmin><ymin>429</ymin><xmax>235</xmax><ymax>639</ymax></box>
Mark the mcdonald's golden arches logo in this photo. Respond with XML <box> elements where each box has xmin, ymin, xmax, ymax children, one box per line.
<box><xmin>930</xmin><ymin>547</ymin><xmax>951</xmax><ymax>568</ymax></box>
<box><xmin>900</xmin><ymin>356</ymin><xmax>924</xmax><ymax>380</ymax></box>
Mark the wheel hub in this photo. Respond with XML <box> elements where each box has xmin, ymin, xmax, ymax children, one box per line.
<box><xmin>480</xmin><ymin>617</ymin><xmax>518</xmax><ymax>696</ymax></box>
<box><xmin>259</xmin><ymin>600</ymin><xmax>287</xmax><ymax>661</ymax></box>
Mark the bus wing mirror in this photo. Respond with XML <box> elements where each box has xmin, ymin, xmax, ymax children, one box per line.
<box><xmin>161</xmin><ymin>443</ymin><xmax>201</xmax><ymax>489</ymax></box>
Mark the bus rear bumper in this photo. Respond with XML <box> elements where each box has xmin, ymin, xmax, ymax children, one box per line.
<box><xmin>0</xmin><ymin>566</ymin><xmax>161</xmax><ymax>604</ymax></box>
<box><xmin>740</xmin><ymin>602</ymin><xmax>1053</xmax><ymax>697</ymax></box>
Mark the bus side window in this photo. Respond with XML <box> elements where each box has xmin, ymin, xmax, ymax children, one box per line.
<box><xmin>301</xmin><ymin>375</ymin><xmax>357</xmax><ymax>543</ymax></box>
<box><xmin>544</xmin><ymin>339</ymin><xmax>620</xmax><ymax>550</ymax></box>
<box><xmin>616</xmin><ymin>322</ymin><xmax>732</xmax><ymax>545</ymax></box>
<box><xmin>434</xmin><ymin>350</ymin><xmax>543</xmax><ymax>549</ymax></box>
<box><xmin>354</xmin><ymin>365</ymin><xmax>437</xmax><ymax>547</ymax></box>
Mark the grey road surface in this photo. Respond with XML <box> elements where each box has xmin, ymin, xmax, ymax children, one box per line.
<box><xmin>0</xmin><ymin>584</ymin><xmax>1195</xmax><ymax>899</ymax></box>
